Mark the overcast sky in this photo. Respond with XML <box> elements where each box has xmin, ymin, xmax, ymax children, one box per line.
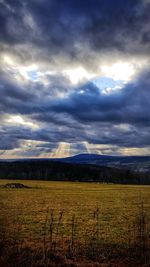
<box><xmin>0</xmin><ymin>0</ymin><xmax>150</xmax><ymax>158</ymax></box>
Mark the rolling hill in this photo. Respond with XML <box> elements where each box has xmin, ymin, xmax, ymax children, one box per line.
<box><xmin>58</xmin><ymin>153</ymin><xmax>150</xmax><ymax>172</ymax></box>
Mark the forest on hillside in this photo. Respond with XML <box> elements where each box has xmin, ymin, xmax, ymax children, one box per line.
<box><xmin>0</xmin><ymin>160</ymin><xmax>150</xmax><ymax>184</ymax></box>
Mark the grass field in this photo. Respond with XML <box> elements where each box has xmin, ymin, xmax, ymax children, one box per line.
<box><xmin>0</xmin><ymin>179</ymin><xmax>150</xmax><ymax>266</ymax></box>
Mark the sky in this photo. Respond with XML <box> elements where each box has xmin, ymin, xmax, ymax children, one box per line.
<box><xmin>0</xmin><ymin>0</ymin><xmax>150</xmax><ymax>158</ymax></box>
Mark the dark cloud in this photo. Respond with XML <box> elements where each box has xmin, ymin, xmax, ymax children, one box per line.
<box><xmin>45</xmin><ymin>70</ymin><xmax>150</xmax><ymax>127</ymax></box>
<box><xmin>0</xmin><ymin>73</ymin><xmax>38</xmax><ymax>115</ymax></box>
<box><xmin>0</xmin><ymin>60</ymin><xmax>150</xmax><ymax>150</ymax></box>
<box><xmin>0</xmin><ymin>68</ymin><xmax>150</xmax><ymax>151</ymax></box>
<box><xmin>0</xmin><ymin>70</ymin><xmax>72</xmax><ymax>116</ymax></box>
<box><xmin>1</xmin><ymin>0</ymin><xmax>150</xmax><ymax>66</ymax></box>
<box><xmin>0</xmin><ymin>0</ymin><xmax>150</xmax><ymax>156</ymax></box>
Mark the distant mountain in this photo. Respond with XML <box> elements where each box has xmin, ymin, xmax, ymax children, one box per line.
<box><xmin>59</xmin><ymin>153</ymin><xmax>150</xmax><ymax>172</ymax></box>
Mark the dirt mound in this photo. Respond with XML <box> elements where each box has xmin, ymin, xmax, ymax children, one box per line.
<box><xmin>0</xmin><ymin>183</ymin><xmax>30</xmax><ymax>189</ymax></box>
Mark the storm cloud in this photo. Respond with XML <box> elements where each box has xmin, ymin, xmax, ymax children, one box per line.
<box><xmin>0</xmin><ymin>0</ymin><xmax>150</xmax><ymax>157</ymax></box>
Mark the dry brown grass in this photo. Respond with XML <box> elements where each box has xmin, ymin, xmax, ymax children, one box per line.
<box><xmin>0</xmin><ymin>180</ymin><xmax>150</xmax><ymax>266</ymax></box>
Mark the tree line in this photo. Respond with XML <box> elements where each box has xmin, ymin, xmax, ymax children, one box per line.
<box><xmin>0</xmin><ymin>160</ymin><xmax>150</xmax><ymax>184</ymax></box>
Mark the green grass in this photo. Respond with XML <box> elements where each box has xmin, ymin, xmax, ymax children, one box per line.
<box><xmin>0</xmin><ymin>179</ymin><xmax>150</xmax><ymax>246</ymax></box>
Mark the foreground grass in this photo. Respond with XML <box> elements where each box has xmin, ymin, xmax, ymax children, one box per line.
<box><xmin>0</xmin><ymin>179</ymin><xmax>150</xmax><ymax>266</ymax></box>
